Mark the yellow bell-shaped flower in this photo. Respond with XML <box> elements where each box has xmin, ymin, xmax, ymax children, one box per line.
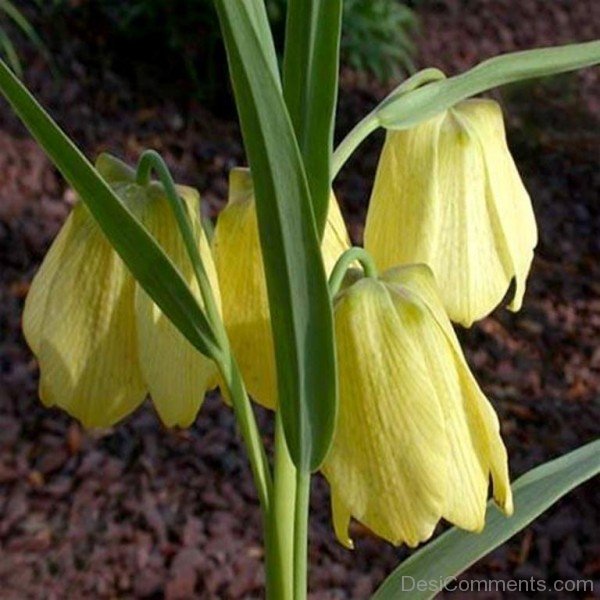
<box><xmin>212</xmin><ymin>168</ymin><xmax>350</xmax><ymax>409</ymax></box>
<box><xmin>364</xmin><ymin>99</ymin><xmax>538</xmax><ymax>327</ymax></box>
<box><xmin>23</xmin><ymin>154</ymin><xmax>220</xmax><ymax>428</ymax></box>
<box><xmin>322</xmin><ymin>263</ymin><xmax>512</xmax><ymax>548</ymax></box>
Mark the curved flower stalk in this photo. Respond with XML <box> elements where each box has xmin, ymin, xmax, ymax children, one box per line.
<box><xmin>23</xmin><ymin>155</ymin><xmax>220</xmax><ymax>428</ymax></box>
<box><xmin>212</xmin><ymin>167</ymin><xmax>351</xmax><ymax>409</ymax></box>
<box><xmin>364</xmin><ymin>99</ymin><xmax>538</xmax><ymax>327</ymax></box>
<box><xmin>322</xmin><ymin>263</ymin><xmax>512</xmax><ymax>548</ymax></box>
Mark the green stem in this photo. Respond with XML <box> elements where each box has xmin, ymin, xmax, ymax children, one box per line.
<box><xmin>331</xmin><ymin>68</ymin><xmax>447</xmax><ymax>178</ymax></box>
<box><xmin>217</xmin><ymin>351</ymin><xmax>272</xmax><ymax>513</ymax></box>
<box><xmin>136</xmin><ymin>151</ymin><xmax>275</xmax><ymax>582</ymax></box>
<box><xmin>328</xmin><ymin>246</ymin><xmax>379</xmax><ymax>296</ymax></box>
<box><xmin>331</xmin><ymin>112</ymin><xmax>379</xmax><ymax>178</ymax></box>
<box><xmin>378</xmin><ymin>67</ymin><xmax>446</xmax><ymax>107</ymax></box>
<box><xmin>135</xmin><ymin>150</ymin><xmax>226</xmax><ymax>346</ymax></box>
<box><xmin>265</xmin><ymin>413</ymin><xmax>297</xmax><ymax>600</ymax></box>
<box><xmin>293</xmin><ymin>470</ymin><xmax>311</xmax><ymax>599</ymax></box>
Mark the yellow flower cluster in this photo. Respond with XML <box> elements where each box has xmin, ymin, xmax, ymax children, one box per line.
<box><xmin>25</xmin><ymin>99</ymin><xmax>536</xmax><ymax>546</ymax></box>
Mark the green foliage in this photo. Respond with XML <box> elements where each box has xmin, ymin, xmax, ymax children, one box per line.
<box><xmin>375</xmin><ymin>41</ymin><xmax>600</xmax><ymax>130</ymax></box>
<box><xmin>0</xmin><ymin>0</ymin><xmax>49</xmax><ymax>77</ymax></box>
<box><xmin>270</xmin><ymin>0</ymin><xmax>418</xmax><ymax>80</ymax></box>
<box><xmin>214</xmin><ymin>0</ymin><xmax>337</xmax><ymax>471</ymax></box>
<box><xmin>341</xmin><ymin>0</ymin><xmax>418</xmax><ymax>80</ymax></box>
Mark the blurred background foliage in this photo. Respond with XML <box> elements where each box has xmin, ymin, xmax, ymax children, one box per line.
<box><xmin>0</xmin><ymin>0</ymin><xmax>50</xmax><ymax>77</ymax></box>
<box><xmin>3</xmin><ymin>0</ymin><xmax>419</xmax><ymax>110</ymax></box>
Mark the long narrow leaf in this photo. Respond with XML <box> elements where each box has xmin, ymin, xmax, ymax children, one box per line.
<box><xmin>282</xmin><ymin>0</ymin><xmax>342</xmax><ymax>236</ymax></box>
<box><xmin>243</xmin><ymin>0</ymin><xmax>280</xmax><ymax>84</ymax></box>
<box><xmin>0</xmin><ymin>60</ymin><xmax>220</xmax><ymax>360</ymax></box>
<box><xmin>372</xmin><ymin>439</ymin><xmax>600</xmax><ymax>600</ymax></box>
<box><xmin>214</xmin><ymin>0</ymin><xmax>337</xmax><ymax>471</ymax></box>
<box><xmin>377</xmin><ymin>41</ymin><xmax>600</xmax><ymax>129</ymax></box>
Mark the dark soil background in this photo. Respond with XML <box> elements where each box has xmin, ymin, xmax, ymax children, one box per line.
<box><xmin>0</xmin><ymin>1</ymin><xmax>599</xmax><ymax>598</ymax></box>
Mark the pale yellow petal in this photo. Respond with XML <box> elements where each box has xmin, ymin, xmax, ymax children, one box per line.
<box><xmin>331</xmin><ymin>492</ymin><xmax>354</xmax><ymax>549</ymax></box>
<box><xmin>323</xmin><ymin>278</ymin><xmax>448</xmax><ymax>547</ymax></box>
<box><xmin>385</xmin><ymin>264</ymin><xmax>513</xmax><ymax>517</ymax></box>
<box><xmin>322</xmin><ymin>195</ymin><xmax>351</xmax><ymax>273</ymax></box>
<box><xmin>25</xmin><ymin>203</ymin><xmax>146</xmax><ymax>427</ymax></box>
<box><xmin>213</xmin><ymin>168</ymin><xmax>350</xmax><ymax>409</ymax></box>
<box><xmin>456</xmin><ymin>99</ymin><xmax>537</xmax><ymax>312</ymax></box>
<box><xmin>213</xmin><ymin>174</ymin><xmax>278</xmax><ymax>409</ymax></box>
<box><xmin>457</xmin><ymin>366</ymin><xmax>513</xmax><ymax>516</ymax></box>
<box><xmin>23</xmin><ymin>210</ymin><xmax>79</xmax><ymax>355</ymax></box>
<box><xmin>433</xmin><ymin>108</ymin><xmax>513</xmax><ymax>325</ymax></box>
<box><xmin>134</xmin><ymin>183</ymin><xmax>220</xmax><ymax>427</ymax></box>
<box><xmin>386</xmin><ymin>279</ymin><xmax>487</xmax><ymax>529</ymax></box>
<box><xmin>364</xmin><ymin>120</ymin><xmax>442</xmax><ymax>276</ymax></box>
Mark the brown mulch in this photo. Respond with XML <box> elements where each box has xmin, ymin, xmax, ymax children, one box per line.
<box><xmin>0</xmin><ymin>1</ymin><xmax>599</xmax><ymax>598</ymax></box>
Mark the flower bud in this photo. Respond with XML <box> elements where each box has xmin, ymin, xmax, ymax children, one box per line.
<box><xmin>364</xmin><ymin>99</ymin><xmax>537</xmax><ymax>326</ymax></box>
<box><xmin>323</xmin><ymin>264</ymin><xmax>512</xmax><ymax>547</ymax></box>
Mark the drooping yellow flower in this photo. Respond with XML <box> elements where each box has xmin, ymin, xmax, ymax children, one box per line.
<box><xmin>364</xmin><ymin>99</ymin><xmax>538</xmax><ymax>327</ymax></box>
<box><xmin>23</xmin><ymin>154</ymin><xmax>220</xmax><ymax>428</ymax></box>
<box><xmin>212</xmin><ymin>168</ymin><xmax>350</xmax><ymax>409</ymax></box>
<box><xmin>322</xmin><ymin>263</ymin><xmax>512</xmax><ymax>548</ymax></box>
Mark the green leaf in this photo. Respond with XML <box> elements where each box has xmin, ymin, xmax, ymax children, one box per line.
<box><xmin>0</xmin><ymin>59</ymin><xmax>220</xmax><ymax>360</ymax></box>
<box><xmin>372</xmin><ymin>439</ymin><xmax>600</xmax><ymax>600</ymax></box>
<box><xmin>282</xmin><ymin>0</ymin><xmax>342</xmax><ymax>237</ymax></box>
<box><xmin>377</xmin><ymin>41</ymin><xmax>600</xmax><ymax>129</ymax></box>
<box><xmin>243</xmin><ymin>0</ymin><xmax>280</xmax><ymax>85</ymax></box>
<box><xmin>214</xmin><ymin>0</ymin><xmax>337</xmax><ymax>471</ymax></box>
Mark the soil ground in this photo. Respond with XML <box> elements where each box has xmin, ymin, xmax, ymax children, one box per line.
<box><xmin>0</xmin><ymin>1</ymin><xmax>599</xmax><ymax>598</ymax></box>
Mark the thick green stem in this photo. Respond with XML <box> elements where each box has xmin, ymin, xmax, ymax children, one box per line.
<box><xmin>293</xmin><ymin>470</ymin><xmax>311</xmax><ymax>599</ymax></box>
<box><xmin>265</xmin><ymin>413</ymin><xmax>297</xmax><ymax>599</ymax></box>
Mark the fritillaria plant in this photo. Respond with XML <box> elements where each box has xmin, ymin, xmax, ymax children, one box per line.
<box><xmin>0</xmin><ymin>3</ymin><xmax>598</xmax><ymax>598</ymax></box>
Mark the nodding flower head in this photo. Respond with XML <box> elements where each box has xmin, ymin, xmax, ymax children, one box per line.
<box><xmin>323</xmin><ymin>263</ymin><xmax>512</xmax><ymax>548</ymax></box>
<box><xmin>212</xmin><ymin>167</ymin><xmax>351</xmax><ymax>410</ymax></box>
<box><xmin>23</xmin><ymin>154</ymin><xmax>220</xmax><ymax>428</ymax></box>
<box><xmin>365</xmin><ymin>99</ymin><xmax>537</xmax><ymax>327</ymax></box>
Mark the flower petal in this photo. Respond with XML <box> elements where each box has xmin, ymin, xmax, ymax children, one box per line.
<box><xmin>23</xmin><ymin>207</ymin><xmax>78</xmax><ymax>356</ymax></box>
<box><xmin>322</xmin><ymin>191</ymin><xmax>352</xmax><ymax>273</ymax></box>
<box><xmin>385</xmin><ymin>264</ymin><xmax>513</xmax><ymax>517</ymax></box>
<box><xmin>432</xmin><ymin>107</ymin><xmax>513</xmax><ymax>325</ymax></box>
<box><xmin>331</xmin><ymin>491</ymin><xmax>354</xmax><ymax>549</ymax></box>
<box><xmin>213</xmin><ymin>168</ymin><xmax>350</xmax><ymax>409</ymax></box>
<box><xmin>457</xmin><ymin>99</ymin><xmax>537</xmax><ymax>312</ymax></box>
<box><xmin>213</xmin><ymin>172</ymin><xmax>278</xmax><ymax>409</ymax></box>
<box><xmin>364</xmin><ymin>119</ymin><xmax>442</xmax><ymax>278</ymax></box>
<box><xmin>134</xmin><ymin>184</ymin><xmax>220</xmax><ymax>427</ymax></box>
<box><xmin>23</xmin><ymin>203</ymin><xmax>146</xmax><ymax>427</ymax></box>
<box><xmin>323</xmin><ymin>278</ymin><xmax>448</xmax><ymax>547</ymax></box>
